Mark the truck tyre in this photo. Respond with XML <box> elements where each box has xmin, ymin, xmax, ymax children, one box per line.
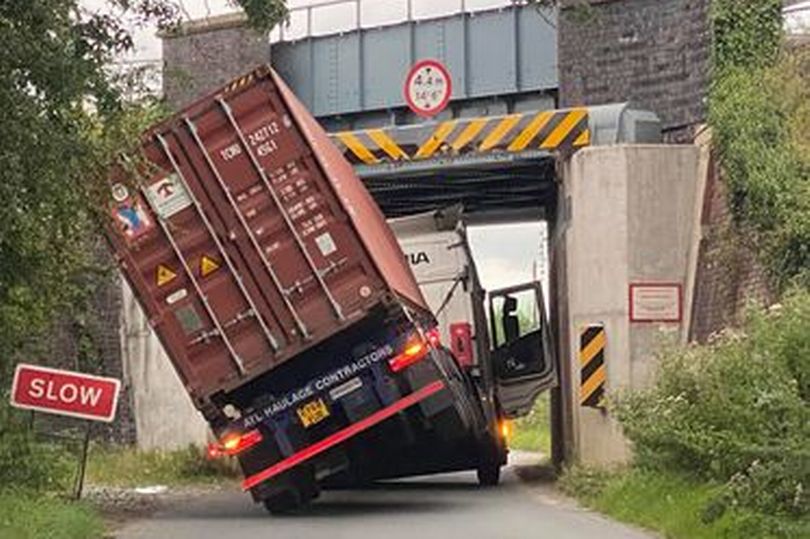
<box><xmin>476</xmin><ymin>460</ymin><xmax>501</xmax><ymax>487</ymax></box>
<box><xmin>476</xmin><ymin>436</ymin><xmax>502</xmax><ymax>487</ymax></box>
<box><xmin>263</xmin><ymin>489</ymin><xmax>307</xmax><ymax>515</ymax></box>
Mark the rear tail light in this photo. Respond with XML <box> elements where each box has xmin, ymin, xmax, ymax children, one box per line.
<box><xmin>425</xmin><ymin>327</ymin><xmax>442</xmax><ymax>348</ymax></box>
<box><xmin>207</xmin><ymin>428</ymin><xmax>263</xmax><ymax>458</ymax></box>
<box><xmin>388</xmin><ymin>334</ymin><xmax>432</xmax><ymax>373</ymax></box>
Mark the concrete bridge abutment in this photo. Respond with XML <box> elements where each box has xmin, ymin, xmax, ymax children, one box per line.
<box><xmin>552</xmin><ymin>144</ymin><xmax>702</xmax><ymax>467</ymax></box>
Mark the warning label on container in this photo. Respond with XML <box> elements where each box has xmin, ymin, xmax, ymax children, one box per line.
<box><xmin>315</xmin><ymin>232</ymin><xmax>337</xmax><ymax>256</ymax></box>
<box><xmin>112</xmin><ymin>197</ymin><xmax>154</xmax><ymax>242</ymax></box>
<box><xmin>156</xmin><ymin>264</ymin><xmax>177</xmax><ymax>287</ymax></box>
<box><xmin>200</xmin><ymin>255</ymin><xmax>220</xmax><ymax>277</ymax></box>
<box><xmin>146</xmin><ymin>174</ymin><xmax>192</xmax><ymax>219</ymax></box>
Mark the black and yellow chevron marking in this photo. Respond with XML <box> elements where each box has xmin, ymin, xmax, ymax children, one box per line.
<box><xmin>332</xmin><ymin>107</ymin><xmax>590</xmax><ymax>166</ymax></box>
<box><xmin>580</xmin><ymin>325</ymin><xmax>606</xmax><ymax>408</ymax></box>
<box><xmin>222</xmin><ymin>73</ymin><xmax>256</xmax><ymax>96</ymax></box>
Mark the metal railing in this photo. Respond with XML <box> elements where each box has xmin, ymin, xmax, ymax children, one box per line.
<box><xmin>274</xmin><ymin>0</ymin><xmax>514</xmax><ymax>42</ymax></box>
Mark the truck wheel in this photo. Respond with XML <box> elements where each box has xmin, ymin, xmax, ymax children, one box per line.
<box><xmin>476</xmin><ymin>436</ymin><xmax>503</xmax><ymax>487</ymax></box>
<box><xmin>476</xmin><ymin>460</ymin><xmax>501</xmax><ymax>487</ymax></box>
<box><xmin>263</xmin><ymin>489</ymin><xmax>306</xmax><ymax>515</ymax></box>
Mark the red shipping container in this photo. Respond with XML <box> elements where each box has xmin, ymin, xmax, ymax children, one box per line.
<box><xmin>105</xmin><ymin>66</ymin><xmax>428</xmax><ymax>407</ymax></box>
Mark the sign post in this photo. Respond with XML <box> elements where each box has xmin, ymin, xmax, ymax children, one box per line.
<box><xmin>10</xmin><ymin>364</ymin><xmax>122</xmax><ymax>499</ymax></box>
<box><xmin>404</xmin><ymin>59</ymin><xmax>453</xmax><ymax>118</ymax></box>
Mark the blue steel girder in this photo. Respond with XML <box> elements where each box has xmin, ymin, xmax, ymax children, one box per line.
<box><xmin>271</xmin><ymin>4</ymin><xmax>557</xmax><ymax>120</ymax></box>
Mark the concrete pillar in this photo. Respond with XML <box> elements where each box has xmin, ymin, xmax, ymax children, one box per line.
<box><xmin>121</xmin><ymin>282</ymin><xmax>210</xmax><ymax>450</ymax></box>
<box><xmin>556</xmin><ymin>144</ymin><xmax>700</xmax><ymax>466</ymax></box>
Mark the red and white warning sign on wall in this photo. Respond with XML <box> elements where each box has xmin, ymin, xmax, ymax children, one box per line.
<box><xmin>10</xmin><ymin>364</ymin><xmax>122</xmax><ymax>423</ymax></box>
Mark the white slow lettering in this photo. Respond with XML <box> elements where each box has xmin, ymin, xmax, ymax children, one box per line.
<box><xmin>59</xmin><ymin>383</ymin><xmax>78</xmax><ymax>404</ymax></box>
<box><xmin>80</xmin><ymin>386</ymin><xmax>103</xmax><ymax>407</ymax></box>
<box><xmin>28</xmin><ymin>378</ymin><xmax>45</xmax><ymax>399</ymax></box>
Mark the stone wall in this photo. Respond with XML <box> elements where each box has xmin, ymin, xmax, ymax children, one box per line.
<box><xmin>162</xmin><ymin>13</ymin><xmax>270</xmax><ymax>109</ymax></box>
<box><xmin>689</xmin><ymin>152</ymin><xmax>775</xmax><ymax>342</ymax></box>
<box><xmin>558</xmin><ymin>0</ymin><xmax>711</xmax><ymax>140</ymax></box>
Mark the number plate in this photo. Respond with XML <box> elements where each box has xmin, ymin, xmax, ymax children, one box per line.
<box><xmin>297</xmin><ymin>398</ymin><xmax>330</xmax><ymax>428</ymax></box>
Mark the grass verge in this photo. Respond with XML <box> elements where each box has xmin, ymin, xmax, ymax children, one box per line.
<box><xmin>560</xmin><ymin>467</ymin><xmax>810</xmax><ymax>539</ymax></box>
<box><xmin>86</xmin><ymin>445</ymin><xmax>238</xmax><ymax>488</ymax></box>
<box><xmin>0</xmin><ymin>490</ymin><xmax>103</xmax><ymax>539</ymax></box>
<box><xmin>509</xmin><ymin>393</ymin><xmax>551</xmax><ymax>454</ymax></box>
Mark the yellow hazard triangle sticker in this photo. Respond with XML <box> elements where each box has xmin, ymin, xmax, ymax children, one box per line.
<box><xmin>200</xmin><ymin>255</ymin><xmax>220</xmax><ymax>277</ymax></box>
<box><xmin>156</xmin><ymin>264</ymin><xmax>177</xmax><ymax>287</ymax></box>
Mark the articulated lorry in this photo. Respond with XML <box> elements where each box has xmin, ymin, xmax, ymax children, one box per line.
<box><xmin>104</xmin><ymin>66</ymin><xmax>557</xmax><ymax>513</ymax></box>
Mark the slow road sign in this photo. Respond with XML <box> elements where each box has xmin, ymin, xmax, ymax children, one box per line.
<box><xmin>10</xmin><ymin>364</ymin><xmax>121</xmax><ymax>422</ymax></box>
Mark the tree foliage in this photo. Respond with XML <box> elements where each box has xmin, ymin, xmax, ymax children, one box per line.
<box><xmin>0</xmin><ymin>0</ymin><xmax>287</xmax><ymax>382</ymax></box>
<box><xmin>709</xmin><ymin>0</ymin><xmax>810</xmax><ymax>287</ymax></box>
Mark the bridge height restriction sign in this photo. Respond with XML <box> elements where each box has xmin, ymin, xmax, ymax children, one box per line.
<box><xmin>404</xmin><ymin>59</ymin><xmax>452</xmax><ymax>118</ymax></box>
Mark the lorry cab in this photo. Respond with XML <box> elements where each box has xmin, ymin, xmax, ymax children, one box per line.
<box><xmin>388</xmin><ymin>207</ymin><xmax>558</xmax><ymax>422</ymax></box>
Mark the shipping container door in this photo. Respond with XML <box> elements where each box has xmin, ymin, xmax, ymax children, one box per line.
<box><xmin>109</xmin><ymin>146</ymin><xmax>282</xmax><ymax>397</ymax></box>
<box><xmin>171</xmin><ymin>77</ymin><xmax>384</xmax><ymax>358</ymax></box>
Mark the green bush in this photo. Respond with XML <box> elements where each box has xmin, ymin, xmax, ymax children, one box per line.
<box><xmin>709</xmin><ymin>0</ymin><xmax>810</xmax><ymax>287</ymax></box>
<box><xmin>0</xmin><ymin>403</ymin><xmax>74</xmax><ymax>493</ymax></box>
<box><xmin>510</xmin><ymin>393</ymin><xmax>551</xmax><ymax>454</ymax></box>
<box><xmin>612</xmin><ymin>290</ymin><xmax>810</xmax><ymax>517</ymax></box>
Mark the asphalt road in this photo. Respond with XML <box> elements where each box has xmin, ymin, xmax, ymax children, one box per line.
<box><xmin>117</xmin><ymin>457</ymin><xmax>654</xmax><ymax>539</ymax></box>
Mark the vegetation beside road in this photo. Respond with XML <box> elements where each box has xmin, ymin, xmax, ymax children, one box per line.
<box><xmin>87</xmin><ymin>445</ymin><xmax>238</xmax><ymax>488</ymax></box>
<box><xmin>710</xmin><ymin>0</ymin><xmax>810</xmax><ymax>287</ymax></box>
<box><xmin>0</xmin><ymin>4</ymin><xmax>287</xmax><ymax>538</ymax></box>
<box><xmin>563</xmin><ymin>290</ymin><xmax>810</xmax><ymax>538</ymax></box>
<box><xmin>509</xmin><ymin>393</ymin><xmax>551</xmax><ymax>455</ymax></box>
<box><xmin>561</xmin><ymin>468</ymin><xmax>809</xmax><ymax>539</ymax></box>
<box><xmin>0</xmin><ymin>491</ymin><xmax>103</xmax><ymax>539</ymax></box>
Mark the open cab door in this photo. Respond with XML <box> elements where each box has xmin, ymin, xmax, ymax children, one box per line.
<box><xmin>488</xmin><ymin>281</ymin><xmax>558</xmax><ymax>418</ymax></box>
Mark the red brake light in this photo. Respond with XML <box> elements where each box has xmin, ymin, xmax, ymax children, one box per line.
<box><xmin>208</xmin><ymin>429</ymin><xmax>263</xmax><ymax>458</ymax></box>
<box><xmin>425</xmin><ymin>327</ymin><xmax>441</xmax><ymax>348</ymax></box>
<box><xmin>389</xmin><ymin>335</ymin><xmax>431</xmax><ymax>373</ymax></box>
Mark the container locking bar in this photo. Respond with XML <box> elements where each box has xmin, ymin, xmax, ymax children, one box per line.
<box><xmin>155</xmin><ymin>132</ymin><xmax>281</xmax><ymax>353</ymax></box>
<box><xmin>216</xmin><ymin>97</ymin><xmax>346</xmax><ymax>323</ymax></box>
<box><xmin>149</xmin><ymin>135</ymin><xmax>244</xmax><ymax>375</ymax></box>
<box><xmin>183</xmin><ymin>117</ymin><xmax>310</xmax><ymax>340</ymax></box>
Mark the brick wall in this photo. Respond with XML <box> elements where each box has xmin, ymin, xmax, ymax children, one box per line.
<box><xmin>559</xmin><ymin>0</ymin><xmax>711</xmax><ymax>139</ymax></box>
<box><xmin>38</xmin><ymin>246</ymin><xmax>136</xmax><ymax>444</ymax></box>
<box><xmin>162</xmin><ymin>14</ymin><xmax>269</xmax><ymax>109</ymax></box>
<box><xmin>689</xmin><ymin>154</ymin><xmax>775</xmax><ymax>342</ymax></box>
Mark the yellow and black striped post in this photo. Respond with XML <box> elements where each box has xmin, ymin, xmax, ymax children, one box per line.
<box><xmin>579</xmin><ymin>325</ymin><xmax>606</xmax><ymax>408</ymax></box>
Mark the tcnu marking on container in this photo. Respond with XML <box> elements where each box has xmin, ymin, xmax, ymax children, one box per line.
<box><xmin>328</xmin><ymin>377</ymin><xmax>363</xmax><ymax>402</ymax></box>
<box><xmin>166</xmin><ymin>288</ymin><xmax>188</xmax><ymax>305</ymax></box>
<box><xmin>146</xmin><ymin>174</ymin><xmax>192</xmax><ymax>219</ymax></box>
<box><xmin>315</xmin><ymin>232</ymin><xmax>337</xmax><ymax>256</ymax></box>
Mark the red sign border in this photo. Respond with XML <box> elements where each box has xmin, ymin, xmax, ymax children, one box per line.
<box><xmin>10</xmin><ymin>363</ymin><xmax>122</xmax><ymax>423</ymax></box>
<box><xmin>628</xmin><ymin>282</ymin><xmax>683</xmax><ymax>323</ymax></box>
<box><xmin>404</xmin><ymin>59</ymin><xmax>453</xmax><ymax>118</ymax></box>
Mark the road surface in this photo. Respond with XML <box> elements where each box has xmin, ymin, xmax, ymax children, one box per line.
<box><xmin>117</xmin><ymin>457</ymin><xmax>654</xmax><ymax>539</ymax></box>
